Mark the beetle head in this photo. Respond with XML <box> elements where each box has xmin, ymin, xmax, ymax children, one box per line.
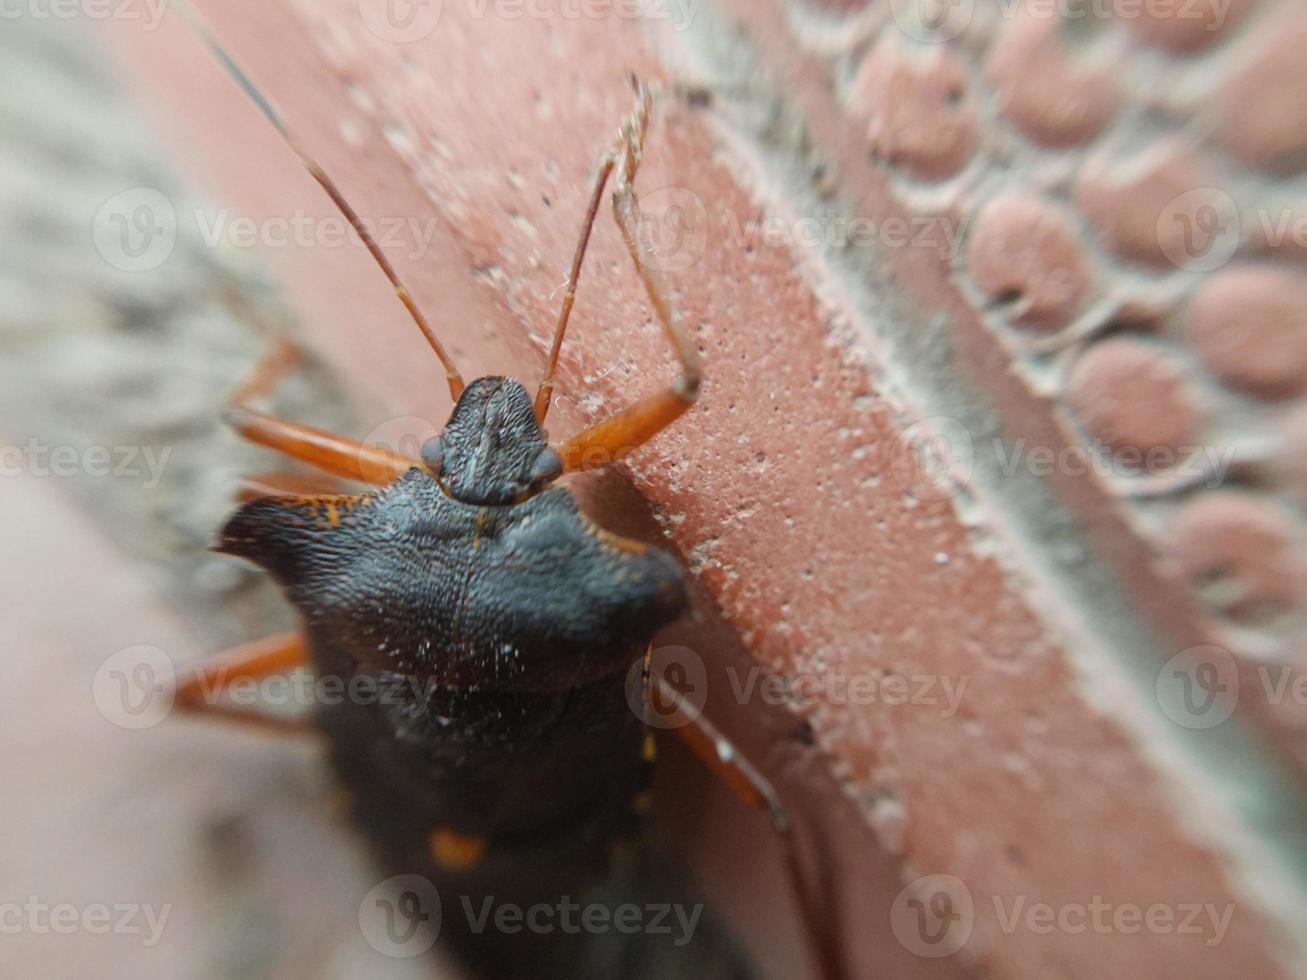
<box><xmin>421</xmin><ymin>376</ymin><xmax>563</xmax><ymax>505</ymax></box>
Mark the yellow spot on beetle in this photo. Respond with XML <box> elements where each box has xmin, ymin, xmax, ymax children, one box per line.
<box><xmin>429</xmin><ymin>827</ymin><xmax>487</xmax><ymax>872</ymax></box>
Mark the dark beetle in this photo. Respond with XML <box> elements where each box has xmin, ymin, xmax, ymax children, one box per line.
<box><xmin>217</xmin><ymin>388</ymin><xmax>693</xmax><ymax>977</ymax></box>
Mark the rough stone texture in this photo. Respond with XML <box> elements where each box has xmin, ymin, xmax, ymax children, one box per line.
<box><xmin>66</xmin><ymin>0</ymin><xmax>1307</xmax><ymax>977</ymax></box>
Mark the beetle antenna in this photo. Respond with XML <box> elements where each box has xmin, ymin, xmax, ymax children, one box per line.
<box><xmin>534</xmin><ymin>76</ymin><xmax>653</xmax><ymax>423</ymax></box>
<box><xmin>172</xmin><ymin>1</ymin><xmax>465</xmax><ymax>401</ymax></box>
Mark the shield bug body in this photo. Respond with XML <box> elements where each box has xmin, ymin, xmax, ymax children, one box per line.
<box><xmin>219</xmin><ymin>463</ymin><xmax>691</xmax><ymax>976</ymax></box>
<box><xmin>171</xmin><ymin>12</ymin><xmax>845</xmax><ymax>979</ymax></box>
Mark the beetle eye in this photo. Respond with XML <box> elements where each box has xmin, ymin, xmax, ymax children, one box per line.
<box><xmin>530</xmin><ymin>447</ymin><xmax>563</xmax><ymax>485</ymax></box>
<box><xmin>420</xmin><ymin>436</ymin><xmax>444</xmax><ymax>474</ymax></box>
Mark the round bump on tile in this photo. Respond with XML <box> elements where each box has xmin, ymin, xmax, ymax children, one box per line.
<box><xmin>1066</xmin><ymin>338</ymin><xmax>1204</xmax><ymax>458</ymax></box>
<box><xmin>966</xmin><ymin>195</ymin><xmax>1093</xmax><ymax>328</ymax></box>
<box><xmin>987</xmin><ymin>9</ymin><xmax>1118</xmax><ymax>148</ymax></box>
<box><xmin>848</xmin><ymin>34</ymin><xmax>977</xmax><ymax>180</ymax></box>
<box><xmin>1075</xmin><ymin>142</ymin><xmax>1222</xmax><ymax>268</ymax></box>
<box><xmin>1187</xmin><ymin>265</ymin><xmax>1307</xmax><ymax>398</ymax></box>
<box><xmin>1219</xmin><ymin>17</ymin><xmax>1307</xmax><ymax>174</ymax></box>
<box><xmin>1166</xmin><ymin>493</ymin><xmax>1306</xmax><ymax>623</ymax></box>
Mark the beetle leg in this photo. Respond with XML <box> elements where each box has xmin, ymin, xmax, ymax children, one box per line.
<box><xmin>173</xmin><ymin>630</ymin><xmax>313</xmax><ymax>734</ymax></box>
<box><xmin>225</xmin><ymin>407</ymin><xmax>416</xmax><ymax>486</ymax></box>
<box><xmin>555</xmin><ymin>79</ymin><xmax>702</xmax><ymax>473</ymax></box>
<box><xmin>653</xmin><ymin>674</ymin><xmax>848</xmax><ymax>980</ymax></box>
<box><xmin>225</xmin><ymin>338</ymin><xmax>419</xmax><ymax>485</ymax></box>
